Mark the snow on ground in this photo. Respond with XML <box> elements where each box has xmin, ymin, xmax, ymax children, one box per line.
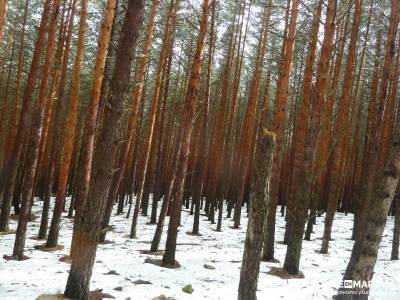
<box><xmin>0</xmin><ymin>197</ymin><xmax>399</xmax><ymax>300</ymax></box>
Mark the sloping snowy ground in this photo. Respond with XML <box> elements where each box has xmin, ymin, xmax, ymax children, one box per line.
<box><xmin>0</xmin><ymin>196</ymin><xmax>399</xmax><ymax>300</ymax></box>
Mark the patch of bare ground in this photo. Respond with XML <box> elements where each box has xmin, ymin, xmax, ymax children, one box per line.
<box><xmin>3</xmin><ymin>254</ymin><xmax>30</xmax><ymax>261</ymax></box>
<box><xmin>0</xmin><ymin>230</ymin><xmax>16</xmax><ymax>235</ymax></box>
<box><xmin>140</xmin><ymin>249</ymin><xmax>164</xmax><ymax>256</ymax></box>
<box><xmin>35</xmin><ymin>290</ymin><xmax>115</xmax><ymax>300</ymax></box>
<box><xmin>186</xmin><ymin>231</ymin><xmax>202</xmax><ymax>236</ymax></box>
<box><xmin>59</xmin><ymin>255</ymin><xmax>72</xmax><ymax>263</ymax></box>
<box><xmin>35</xmin><ymin>294</ymin><xmax>69</xmax><ymax>300</ymax></box>
<box><xmin>267</xmin><ymin>267</ymin><xmax>304</xmax><ymax>279</ymax></box>
<box><xmin>261</xmin><ymin>257</ymin><xmax>280</xmax><ymax>263</ymax></box>
<box><xmin>98</xmin><ymin>240</ymin><xmax>114</xmax><ymax>245</ymax></box>
<box><xmin>88</xmin><ymin>289</ymin><xmax>115</xmax><ymax>299</ymax></box>
<box><xmin>144</xmin><ymin>257</ymin><xmax>181</xmax><ymax>269</ymax></box>
<box><xmin>34</xmin><ymin>244</ymin><xmax>64</xmax><ymax>252</ymax></box>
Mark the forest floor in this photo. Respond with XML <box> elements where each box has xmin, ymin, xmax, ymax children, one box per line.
<box><xmin>0</xmin><ymin>198</ymin><xmax>399</xmax><ymax>300</ymax></box>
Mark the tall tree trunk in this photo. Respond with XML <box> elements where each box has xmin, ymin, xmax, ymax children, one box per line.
<box><xmin>35</xmin><ymin>2</ymin><xmax>68</xmax><ymax>234</ymax></box>
<box><xmin>72</xmin><ymin>0</ymin><xmax>116</xmax><ymax>215</ymax></box>
<box><xmin>263</xmin><ymin>0</ymin><xmax>300</xmax><ymax>261</ymax></box>
<box><xmin>357</xmin><ymin>0</ymin><xmax>400</xmax><ymax>244</ymax></box>
<box><xmin>283</xmin><ymin>0</ymin><xmax>322</xmax><ymax>231</ymax></box>
<box><xmin>347</xmin><ymin>0</ymin><xmax>372</xmax><ymax>239</ymax></box>
<box><xmin>151</xmin><ymin>32</ymin><xmax>175</xmax><ymax>224</ymax></box>
<box><xmin>162</xmin><ymin>0</ymin><xmax>210</xmax><ymax>266</ymax></box>
<box><xmin>335</xmin><ymin>1</ymin><xmax>400</xmax><ymax>296</ymax></box>
<box><xmin>150</xmin><ymin>119</ymin><xmax>181</xmax><ymax>252</ymax></box>
<box><xmin>0</xmin><ymin>0</ymin><xmax>52</xmax><ymax>233</ymax></box>
<box><xmin>336</xmin><ymin>126</ymin><xmax>400</xmax><ymax>299</ymax></box>
<box><xmin>205</xmin><ymin>2</ymin><xmax>237</xmax><ymax>228</ymax></box>
<box><xmin>191</xmin><ymin>0</ymin><xmax>216</xmax><ymax>233</ymax></box>
<box><xmin>0</xmin><ymin>28</ymin><xmax>16</xmax><ymax>167</ymax></box>
<box><xmin>129</xmin><ymin>0</ymin><xmax>176</xmax><ymax>239</ymax></box>
<box><xmin>355</xmin><ymin>26</ymin><xmax>382</xmax><ymax>242</ymax></box>
<box><xmin>2</xmin><ymin>0</ymin><xmax>28</xmax><ymax>167</ymax></box>
<box><xmin>46</xmin><ymin>0</ymin><xmax>88</xmax><ymax>248</ymax></box>
<box><xmin>99</xmin><ymin>0</ymin><xmax>160</xmax><ymax>242</ymax></box>
<box><xmin>38</xmin><ymin>0</ymin><xmax>77</xmax><ymax>239</ymax></box>
<box><xmin>33</xmin><ymin>0</ymin><xmax>69</xmax><ymax>200</ymax></box>
<box><xmin>225</xmin><ymin>0</ymin><xmax>249</xmax><ymax>221</ymax></box>
<box><xmin>321</xmin><ymin>0</ymin><xmax>362</xmax><ymax>254</ymax></box>
<box><xmin>238</xmin><ymin>130</ymin><xmax>275</xmax><ymax>300</ymax></box>
<box><xmin>232</xmin><ymin>0</ymin><xmax>271</xmax><ymax>229</ymax></box>
<box><xmin>309</xmin><ymin>8</ymin><xmax>349</xmax><ymax>241</ymax></box>
<box><xmin>283</xmin><ymin>0</ymin><xmax>328</xmax><ymax>275</ymax></box>
<box><xmin>12</xmin><ymin>0</ymin><xmax>61</xmax><ymax>259</ymax></box>
<box><xmin>64</xmin><ymin>0</ymin><xmax>144</xmax><ymax>298</ymax></box>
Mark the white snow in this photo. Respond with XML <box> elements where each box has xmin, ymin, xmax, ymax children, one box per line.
<box><xmin>1</xmin><ymin>197</ymin><xmax>399</xmax><ymax>300</ymax></box>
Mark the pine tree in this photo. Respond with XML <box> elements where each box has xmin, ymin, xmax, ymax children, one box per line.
<box><xmin>238</xmin><ymin>130</ymin><xmax>275</xmax><ymax>300</ymax></box>
<box><xmin>263</xmin><ymin>0</ymin><xmax>300</xmax><ymax>261</ymax></box>
<box><xmin>46</xmin><ymin>0</ymin><xmax>87</xmax><ymax>248</ymax></box>
<box><xmin>0</xmin><ymin>0</ymin><xmax>52</xmax><ymax>233</ymax></box>
<box><xmin>283</xmin><ymin>0</ymin><xmax>336</xmax><ymax>274</ymax></box>
<box><xmin>162</xmin><ymin>0</ymin><xmax>210</xmax><ymax>266</ymax></box>
<box><xmin>64</xmin><ymin>0</ymin><xmax>144</xmax><ymax>298</ymax></box>
<box><xmin>12</xmin><ymin>0</ymin><xmax>62</xmax><ymax>259</ymax></box>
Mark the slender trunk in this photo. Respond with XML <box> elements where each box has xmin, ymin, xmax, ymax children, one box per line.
<box><xmin>37</xmin><ymin>5</ymin><xmax>69</xmax><ymax>237</ymax></box>
<box><xmin>355</xmin><ymin>27</ymin><xmax>382</xmax><ymax>241</ymax></box>
<box><xmin>2</xmin><ymin>0</ymin><xmax>27</xmax><ymax>167</ymax></box>
<box><xmin>72</xmin><ymin>0</ymin><xmax>116</xmax><ymax>216</ymax></box>
<box><xmin>12</xmin><ymin>0</ymin><xmax>61</xmax><ymax>259</ymax></box>
<box><xmin>191</xmin><ymin>0</ymin><xmax>216</xmax><ymax>233</ymax></box>
<box><xmin>321</xmin><ymin>0</ymin><xmax>362</xmax><ymax>254</ymax></box>
<box><xmin>100</xmin><ymin>0</ymin><xmax>160</xmax><ymax>241</ymax></box>
<box><xmin>310</xmin><ymin>9</ymin><xmax>349</xmax><ymax>240</ymax></box>
<box><xmin>0</xmin><ymin>0</ymin><xmax>51</xmax><ymax>233</ymax></box>
<box><xmin>284</xmin><ymin>0</ymin><xmax>323</xmax><ymax>212</ymax></box>
<box><xmin>37</xmin><ymin>0</ymin><xmax>76</xmax><ymax>236</ymax></box>
<box><xmin>263</xmin><ymin>0</ymin><xmax>300</xmax><ymax>260</ymax></box>
<box><xmin>46</xmin><ymin>0</ymin><xmax>87</xmax><ymax>248</ymax></box>
<box><xmin>206</xmin><ymin>2</ymin><xmax>240</xmax><ymax>229</ymax></box>
<box><xmin>150</xmin><ymin>125</ymin><xmax>181</xmax><ymax>252</ymax></box>
<box><xmin>162</xmin><ymin>0</ymin><xmax>210</xmax><ymax>266</ymax></box>
<box><xmin>130</xmin><ymin>0</ymin><xmax>176</xmax><ymax>238</ymax></box>
<box><xmin>151</xmin><ymin>35</ymin><xmax>174</xmax><ymax>224</ymax></box>
<box><xmin>0</xmin><ymin>29</ymin><xmax>16</xmax><ymax>166</ymax></box>
<box><xmin>283</xmin><ymin>0</ymin><xmax>333</xmax><ymax>274</ymax></box>
<box><xmin>233</xmin><ymin>2</ymin><xmax>270</xmax><ymax>229</ymax></box>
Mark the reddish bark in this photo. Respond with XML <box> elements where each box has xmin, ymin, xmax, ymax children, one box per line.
<box><xmin>162</xmin><ymin>0</ymin><xmax>210</xmax><ymax>266</ymax></box>
<box><xmin>46</xmin><ymin>0</ymin><xmax>88</xmax><ymax>248</ymax></box>
<box><xmin>0</xmin><ymin>0</ymin><xmax>52</xmax><ymax>232</ymax></box>
<box><xmin>12</xmin><ymin>0</ymin><xmax>62</xmax><ymax>259</ymax></box>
